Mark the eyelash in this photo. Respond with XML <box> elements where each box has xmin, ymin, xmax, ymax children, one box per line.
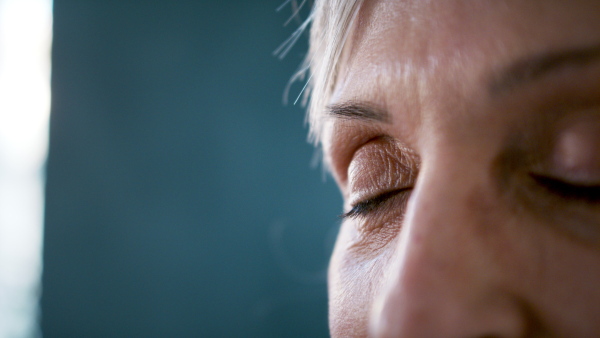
<box><xmin>341</xmin><ymin>188</ymin><xmax>412</xmax><ymax>219</ymax></box>
<box><xmin>531</xmin><ymin>173</ymin><xmax>600</xmax><ymax>203</ymax></box>
<box><xmin>341</xmin><ymin>172</ymin><xmax>600</xmax><ymax>219</ymax></box>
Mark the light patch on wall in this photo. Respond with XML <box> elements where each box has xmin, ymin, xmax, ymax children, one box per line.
<box><xmin>0</xmin><ymin>0</ymin><xmax>52</xmax><ymax>336</ymax></box>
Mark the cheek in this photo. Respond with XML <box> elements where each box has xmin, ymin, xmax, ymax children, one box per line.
<box><xmin>328</xmin><ymin>222</ymin><xmax>395</xmax><ymax>337</ymax></box>
<box><xmin>479</xmin><ymin>213</ymin><xmax>600</xmax><ymax>335</ymax></box>
<box><xmin>524</xmin><ymin>233</ymin><xmax>600</xmax><ymax>334</ymax></box>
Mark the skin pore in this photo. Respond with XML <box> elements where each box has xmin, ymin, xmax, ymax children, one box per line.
<box><xmin>323</xmin><ymin>0</ymin><xmax>600</xmax><ymax>337</ymax></box>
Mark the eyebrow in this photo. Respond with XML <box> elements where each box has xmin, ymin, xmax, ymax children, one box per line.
<box><xmin>326</xmin><ymin>101</ymin><xmax>391</xmax><ymax>123</ymax></box>
<box><xmin>491</xmin><ymin>43</ymin><xmax>600</xmax><ymax>94</ymax></box>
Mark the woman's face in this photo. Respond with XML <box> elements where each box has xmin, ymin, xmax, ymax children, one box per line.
<box><xmin>324</xmin><ymin>0</ymin><xmax>600</xmax><ymax>336</ymax></box>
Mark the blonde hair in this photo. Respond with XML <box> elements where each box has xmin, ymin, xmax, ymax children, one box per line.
<box><xmin>278</xmin><ymin>0</ymin><xmax>363</xmax><ymax>148</ymax></box>
<box><xmin>305</xmin><ymin>0</ymin><xmax>363</xmax><ymax>147</ymax></box>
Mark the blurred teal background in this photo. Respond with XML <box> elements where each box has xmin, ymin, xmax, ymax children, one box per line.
<box><xmin>43</xmin><ymin>1</ymin><xmax>341</xmax><ymax>337</ymax></box>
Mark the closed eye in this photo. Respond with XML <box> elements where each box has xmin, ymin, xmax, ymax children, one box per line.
<box><xmin>531</xmin><ymin>173</ymin><xmax>600</xmax><ymax>203</ymax></box>
<box><xmin>341</xmin><ymin>188</ymin><xmax>412</xmax><ymax>219</ymax></box>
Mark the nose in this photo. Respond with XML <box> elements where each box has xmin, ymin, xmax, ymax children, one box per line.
<box><xmin>369</xmin><ymin>164</ymin><xmax>531</xmax><ymax>338</ymax></box>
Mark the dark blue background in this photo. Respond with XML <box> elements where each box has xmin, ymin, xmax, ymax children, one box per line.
<box><xmin>43</xmin><ymin>1</ymin><xmax>341</xmax><ymax>337</ymax></box>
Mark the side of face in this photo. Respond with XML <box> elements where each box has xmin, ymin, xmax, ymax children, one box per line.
<box><xmin>324</xmin><ymin>0</ymin><xmax>600</xmax><ymax>337</ymax></box>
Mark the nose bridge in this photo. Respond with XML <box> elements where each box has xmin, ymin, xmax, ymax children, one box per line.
<box><xmin>401</xmin><ymin>157</ymin><xmax>493</xmax><ymax>283</ymax></box>
<box><xmin>370</xmin><ymin>159</ymin><xmax>528</xmax><ymax>337</ymax></box>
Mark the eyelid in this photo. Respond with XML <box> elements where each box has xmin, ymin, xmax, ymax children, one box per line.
<box><xmin>347</xmin><ymin>139</ymin><xmax>417</xmax><ymax>190</ymax></box>
<box><xmin>548</xmin><ymin>111</ymin><xmax>600</xmax><ymax>181</ymax></box>
<box><xmin>345</xmin><ymin>138</ymin><xmax>419</xmax><ymax>219</ymax></box>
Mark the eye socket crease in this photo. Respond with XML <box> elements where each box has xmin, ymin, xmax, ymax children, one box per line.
<box><xmin>325</xmin><ymin>100</ymin><xmax>404</xmax><ymax>188</ymax></box>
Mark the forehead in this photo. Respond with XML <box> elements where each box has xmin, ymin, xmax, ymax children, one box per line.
<box><xmin>332</xmin><ymin>0</ymin><xmax>600</xmax><ymax>108</ymax></box>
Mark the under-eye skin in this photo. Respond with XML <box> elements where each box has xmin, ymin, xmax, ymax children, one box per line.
<box><xmin>341</xmin><ymin>188</ymin><xmax>412</xmax><ymax>219</ymax></box>
<box><xmin>522</xmin><ymin>172</ymin><xmax>600</xmax><ymax>245</ymax></box>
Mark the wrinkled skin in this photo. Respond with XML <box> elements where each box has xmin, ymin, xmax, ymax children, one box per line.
<box><xmin>324</xmin><ymin>0</ymin><xmax>600</xmax><ymax>337</ymax></box>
